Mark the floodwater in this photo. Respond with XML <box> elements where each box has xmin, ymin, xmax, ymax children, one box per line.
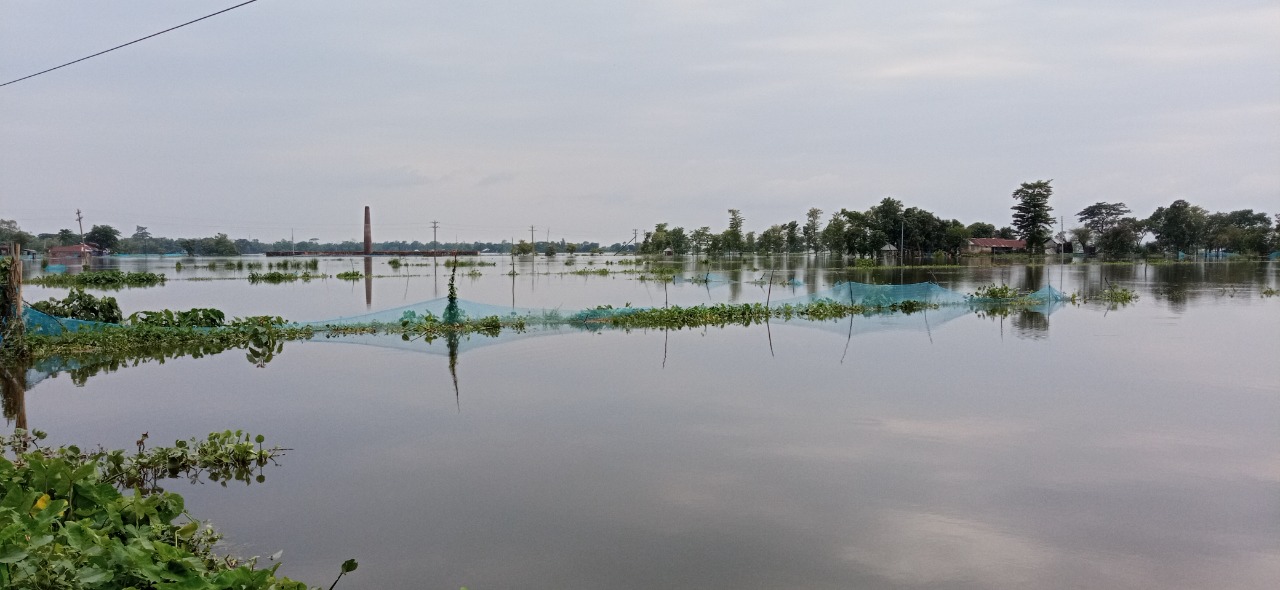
<box><xmin>5</xmin><ymin>255</ymin><xmax>1279</xmax><ymax>590</ymax></box>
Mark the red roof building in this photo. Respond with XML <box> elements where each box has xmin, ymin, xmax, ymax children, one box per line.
<box><xmin>966</xmin><ymin>238</ymin><xmax>1026</xmax><ymax>253</ymax></box>
<box><xmin>48</xmin><ymin>244</ymin><xmax>96</xmax><ymax>257</ymax></box>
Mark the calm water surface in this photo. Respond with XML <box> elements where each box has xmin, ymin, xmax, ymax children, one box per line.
<box><xmin>7</xmin><ymin>256</ymin><xmax>1279</xmax><ymax>589</ymax></box>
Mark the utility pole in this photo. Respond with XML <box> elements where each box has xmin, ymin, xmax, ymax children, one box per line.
<box><xmin>633</xmin><ymin>229</ymin><xmax>638</xmax><ymax>253</ymax></box>
<box><xmin>75</xmin><ymin>209</ymin><xmax>84</xmax><ymax>243</ymax></box>
<box><xmin>431</xmin><ymin>221</ymin><xmax>439</xmax><ymax>252</ymax></box>
<box><xmin>530</xmin><ymin>225</ymin><xmax>536</xmax><ymax>251</ymax></box>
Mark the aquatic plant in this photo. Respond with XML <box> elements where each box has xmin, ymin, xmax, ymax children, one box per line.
<box><xmin>970</xmin><ymin>283</ymin><xmax>1024</xmax><ymax>299</ymax></box>
<box><xmin>28</xmin><ymin>270</ymin><xmax>166</xmax><ymax>289</ymax></box>
<box><xmin>0</xmin><ymin>429</ymin><xmax>352</xmax><ymax>588</ymax></box>
<box><xmin>127</xmin><ymin>307</ymin><xmax>226</xmax><ymax>328</ymax></box>
<box><xmin>1261</xmin><ymin>287</ymin><xmax>1277</xmax><ymax>298</ymax></box>
<box><xmin>443</xmin><ymin>259</ymin><xmax>496</xmax><ymax>268</ymax></box>
<box><xmin>570</xmin><ymin>268</ymin><xmax>610</xmax><ymax>276</ymax></box>
<box><xmin>1098</xmin><ymin>286</ymin><xmax>1139</xmax><ymax>303</ymax></box>
<box><xmin>335</xmin><ymin>270</ymin><xmax>363</xmax><ymax>281</ymax></box>
<box><xmin>24</xmin><ymin>315</ymin><xmax>314</xmax><ymax>361</ymax></box>
<box><xmin>30</xmin><ymin>288</ymin><xmax>123</xmax><ymax>323</ymax></box>
<box><xmin>247</xmin><ymin>271</ymin><xmax>323</xmax><ymax>284</ymax></box>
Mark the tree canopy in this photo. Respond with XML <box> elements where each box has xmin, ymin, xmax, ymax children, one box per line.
<box><xmin>1010</xmin><ymin>180</ymin><xmax>1055</xmax><ymax>252</ymax></box>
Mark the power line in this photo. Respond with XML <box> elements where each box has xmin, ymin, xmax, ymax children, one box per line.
<box><xmin>1</xmin><ymin>0</ymin><xmax>262</xmax><ymax>88</ymax></box>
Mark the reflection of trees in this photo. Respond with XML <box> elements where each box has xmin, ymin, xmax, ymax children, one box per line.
<box><xmin>1019</xmin><ymin>265</ymin><xmax>1044</xmax><ymax>294</ymax></box>
<box><xmin>1012</xmin><ymin>309</ymin><xmax>1049</xmax><ymax>339</ymax></box>
<box><xmin>973</xmin><ymin>305</ymin><xmax>1051</xmax><ymax>340</ymax></box>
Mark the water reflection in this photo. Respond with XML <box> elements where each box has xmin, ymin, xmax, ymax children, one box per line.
<box><xmin>1</xmin><ymin>363</ymin><xmax>27</xmax><ymax>429</ymax></box>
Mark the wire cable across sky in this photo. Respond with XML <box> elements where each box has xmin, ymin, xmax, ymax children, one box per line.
<box><xmin>1</xmin><ymin>0</ymin><xmax>261</xmax><ymax>88</ymax></box>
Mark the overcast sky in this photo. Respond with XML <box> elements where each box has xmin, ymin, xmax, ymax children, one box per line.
<box><xmin>3</xmin><ymin>1</ymin><xmax>1277</xmax><ymax>244</ymax></box>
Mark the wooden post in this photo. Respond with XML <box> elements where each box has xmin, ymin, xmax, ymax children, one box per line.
<box><xmin>2</xmin><ymin>243</ymin><xmax>22</xmax><ymax>343</ymax></box>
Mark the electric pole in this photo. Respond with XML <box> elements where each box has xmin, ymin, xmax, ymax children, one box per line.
<box><xmin>75</xmin><ymin>209</ymin><xmax>84</xmax><ymax>243</ymax></box>
<box><xmin>530</xmin><ymin>225</ymin><xmax>536</xmax><ymax>251</ymax></box>
<box><xmin>431</xmin><ymin>221</ymin><xmax>439</xmax><ymax>252</ymax></box>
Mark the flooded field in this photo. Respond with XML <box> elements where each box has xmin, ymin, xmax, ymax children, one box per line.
<box><xmin>6</xmin><ymin>255</ymin><xmax>1278</xmax><ymax>590</ymax></box>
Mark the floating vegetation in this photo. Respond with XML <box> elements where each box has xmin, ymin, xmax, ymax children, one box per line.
<box><xmin>127</xmin><ymin>307</ymin><xmax>227</xmax><ymax>328</ymax></box>
<box><xmin>1261</xmin><ymin>287</ymin><xmax>1277</xmax><ymax>298</ymax></box>
<box><xmin>443</xmin><ymin>259</ymin><xmax>496</xmax><ymax>268</ymax></box>
<box><xmin>0</xmin><ymin>429</ymin><xmax>345</xmax><ymax>589</ymax></box>
<box><xmin>1098</xmin><ymin>286</ymin><xmax>1139</xmax><ymax>303</ymax></box>
<box><xmin>29</xmin><ymin>288</ymin><xmax>122</xmax><ymax>323</ymax></box>
<box><xmin>28</xmin><ymin>270</ymin><xmax>166</xmax><ymax>289</ymax></box>
<box><xmin>570</xmin><ymin>268</ymin><xmax>610</xmax><ymax>276</ymax></box>
<box><xmin>387</xmin><ymin>258</ymin><xmax>403</xmax><ymax>269</ymax></box>
<box><xmin>970</xmin><ymin>284</ymin><xmax>1023</xmax><ymax>299</ymax></box>
<box><xmin>336</xmin><ymin>270</ymin><xmax>363</xmax><ymax>281</ymax></box>
<box><xmin>247</xmin><ymin>271</ymin><xmax>323</xmax><ymax>284</ymax></box>
<box><xmin>23</xmin><ymin>315</ymin><xmax>313</xmax><ymax>361</ymax></box>
<box><xmin>267</xmin><ymin>259</ymin><xmax>319</xmax><ymax>271</ymax></box>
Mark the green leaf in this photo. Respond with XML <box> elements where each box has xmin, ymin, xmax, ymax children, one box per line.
<box><xmin>341</xmin><ymin>558</ymin><xmax>358</xmax><ymax>573</ymax></box>
<box><xmin>78</xmin><ymin>566</ymin><xmax>114</xmax><ymax>583</ymax></box>
<box><xmin>176</xmin><ymin>521</ymin><xmax>199</xmax><ymax>539</ymax></box>
<box><xmin>0</xmin><ymin>546</ymin><xmax>28</xmax><ymax>563</ymax></box>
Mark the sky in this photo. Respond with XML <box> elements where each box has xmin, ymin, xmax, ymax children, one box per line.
<box><xmin>2</xmin><ymin>0</ymin><xmax>1277</xmax><ymax>245</ymax></box>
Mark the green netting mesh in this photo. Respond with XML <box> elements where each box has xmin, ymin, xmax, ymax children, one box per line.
<box><xmin>9</xmin><ymin>281</ymin><xmax>1065</xmax><ymax>345</ymax></box>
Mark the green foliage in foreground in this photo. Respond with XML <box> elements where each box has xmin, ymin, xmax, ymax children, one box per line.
<box><xmin>0</xmin><ymin>430</ymin><xmax>350</xmax><ymax>589</ymax></box>
<box><xmin>31</xmin><ymin>289</ymin><xmax>123</xmax><ymax>324</ymax></box>
<box><xmin>28</xmin><ymin>271</ymin><xmax>167</xmax><ymax>290</ymax></box>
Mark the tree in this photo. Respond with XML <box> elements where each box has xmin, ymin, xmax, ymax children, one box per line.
<box><xmin>1097</xmin><ymin>218</ymin><xmax>1144</xmax><ymax>258</ymax></box>
<box><xmin>667</xmin><ymin>226</ymin><xmax>688</xmax><ymax>255</ymax></box>
<box><xmin>1010</xmin><ymin>180</ymin><xmax>1054</xmax><ymax>253</ymax></box>
<box><xmin>839</xmin><ymin>209</ymin><xmax>878</xmax><ymax>257</ymax></box>
<box><xmin>868</xmin><ymin>198</ymin><xmax>903</xmax><ymax>249</ymax></box>
<box><xmin>942</xmin><ymin>223</ymin><xmax>971</xmax><ymax>257</ymax></box>
<box><xmin>996</xmin><ymin>226</ymin><xmax>1017</xmax><ymax>239</ymax></box>
<box><xmin>1076</xmin><ymin>202</ymin><xmax>1130</xmax><ymax>234</ymax></box>
<box><xmin>513</xmin><ymin>240</ymin><xmax>534</xmax><ymax>255</ymax></box>
<box><xmin>690</xmin><ymin>227</ymin><xmax>712</xmax><ymax>255</ymax></box>
<box><xmin>0</xmin><ymin>219</ymin><xmax>35</xmax><ymax>248</ymax></box>
<box><xmin>723</xmin><ymin>209</ymin><xmax>744</xmax><ymax>255</ymax></box>
<box><xmin>1147</xmin><ymin>199</ymin><xmax>1207</xmax><ymax>254</ymax></box>
<box><xmin>803</xmin><ymin>208</ymin><xmax>823</xmax><ymax>252</ymax></box>
<box><xmin>820</xmin><ymin>213</ymin><xmax>846</xmax><ymax>254</ymax></box>
<box><xmin>85</xmin><ymin>225</ymin><xmax>121</xmax><ymax>251</ymax></box>
<box><xmin>966</xmin><ymin>222</ymin><xmax>996</xmax><ymax>239</ymax></box>
<box><xmin>203</xmin><ymin>233</ymin><xmax>239</xmax><ymax>256</ymax></box>
<box><xmin>56</xmin><ymin>229</ymin><xmax>79</xmax><ymax>246</ymax></box>
<box><xmin>564</xmin><ymin>242</ymin><xmax>578</xmax><ymax>255</ymax></box>
<box><xmin>1068</xmin><ymin>227</ymin><xmax>1093</xmax><ymax>249</ymax></box>
<box><xmin>784</xmin><ymin>221</ymin><xmax>801</xmax><ymax>253</ymax></box>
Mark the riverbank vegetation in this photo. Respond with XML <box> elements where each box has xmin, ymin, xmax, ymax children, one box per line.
<box><xmin>0</xmin><ymin>429</ymin><xmax>354</xmax><ymax>588</ymax></box>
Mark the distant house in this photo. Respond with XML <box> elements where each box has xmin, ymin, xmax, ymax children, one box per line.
<box><xmin>49</xmin><ymin>244</ymin><xmax>97</xmax><ymax>258</ymax></box>
<box><xmin>966</xmin><ymin>238</ymin><xmax>1026</xmax><ymax>254</ymax></box>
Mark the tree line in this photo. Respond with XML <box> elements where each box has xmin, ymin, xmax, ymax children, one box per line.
<box><xmin>636</xmin><ymin>181</ymin><xmax>1278</xmax><ymax>258</ymax></box>
<box><xmin>2</xmin><ymin>181</ymin><xmax>1275</xmax><ymax>259</ymax></box>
